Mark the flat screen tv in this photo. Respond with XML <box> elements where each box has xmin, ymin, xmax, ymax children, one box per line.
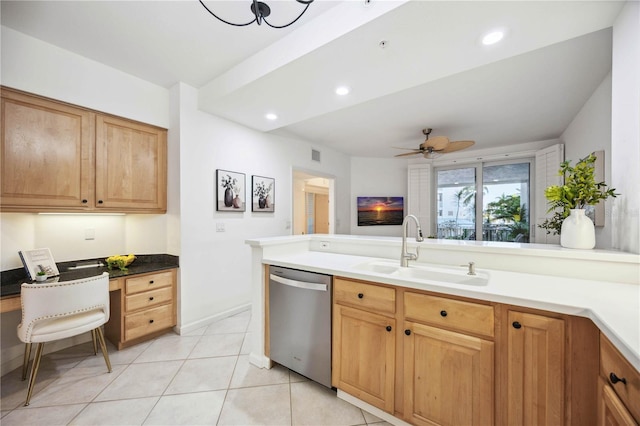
<box><xmin>357</xmin><ymin>196</ymin><xmax>404</xmax><ymax>226</ymax></box>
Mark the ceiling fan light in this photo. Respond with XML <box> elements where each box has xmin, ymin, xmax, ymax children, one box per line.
<box><xmin>482</xmin><ymin>30</ymin><xmax>504</xmax><ymax>45</ymax></box>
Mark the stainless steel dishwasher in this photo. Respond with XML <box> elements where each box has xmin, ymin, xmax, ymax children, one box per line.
<box><xmin>269</xmin><ymin>265</ymin><xmax>332</xmax><ymax>388</ymax></box>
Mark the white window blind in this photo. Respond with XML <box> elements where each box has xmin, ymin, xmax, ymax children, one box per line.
<box><xmin>534</xmin><ymin>144</ymin><xmax>564</xmax><ymax>244</ymax></box>
<box><xmin>407</xmin><ymin>163</ymin><xmax>431</xmax><ymax>237</ymax></box>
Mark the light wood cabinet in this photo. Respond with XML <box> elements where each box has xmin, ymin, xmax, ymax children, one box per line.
<box><xmin>105</xmin><ymin>269</ymin><xmax>177</xmax><ymax>349</ymax></box>
<box><xmin>1</xmin><ymin>88</ymin><xmax>93</xmax><ymax>209</ymax></box>
<box><xmin>0</xmin><ymin>87</ymin><xmax>167</xmax><ymax>213</ymax></box>
<box><xmin>403</xmin><ymin>321</ymin><xmax>494</xmax><ymax>426</ymax></box>
<box><xmin>95</xmin><ymin>114</ymin><xmax>166</xmax><ymax>211</ymax></box>
<box><xmin>599</xmin><ymin>334</ymin><xmax>640</xmax><ymax>425</ymax></box>
<box><xmin>332</xmin><ymin>278</ymin><xmax>396</xmax><ymax>412</ymax></box>
<box><xmin>504</xmin><ymin>310</ymin><xmax>565</xmax><ymax>425</ymax></box>
<box><xmin>329</xmin><ymin>277</ymin><xmax>604</xmax><ymax>426</ymax></box>
<box><xmin>599</xmin><ymin>378</ymin><xmax>638</xmax><ymax>426</ymax></box>
<box><xmin>403</xmin><ymin>291</ymin><xmax>494</xmax><ymax>426</ymax></box>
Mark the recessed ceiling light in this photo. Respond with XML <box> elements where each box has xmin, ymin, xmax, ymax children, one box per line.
<box><xmin>482</xmin><ymin>30</ymin><xmax>504</xmax><ymax>45</ymax></box>
<box><xmin>265</xmin><ymin>113</ymin><xmax>278</xmax><ymax>120</ymax></box>
<box><xmin>336</xmin><ymin>86</ymin><xmax>350</xmax><ymax>96</ymax></box>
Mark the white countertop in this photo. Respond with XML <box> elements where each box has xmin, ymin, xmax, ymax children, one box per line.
<box><xmin>248</xmin><ymin>235</ymin><xmax>640</xmax><ymax>371</ymax></box>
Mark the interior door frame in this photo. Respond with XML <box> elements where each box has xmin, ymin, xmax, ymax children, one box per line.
<box><xmin>292</xmin><ymin>167</ymin><xmax>335</xmax><ymax>235</ymax></box>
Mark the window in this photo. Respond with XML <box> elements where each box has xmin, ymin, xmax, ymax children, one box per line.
<box><xmin>435</xmin><ymin>160</ymin><xmax>532</xmax><ymax>242</ymax></box>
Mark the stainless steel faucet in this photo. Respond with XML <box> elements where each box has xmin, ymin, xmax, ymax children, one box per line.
<box><xmin>401</xmin><ymin>214</ymin><xmax>424</xmax><ymax>267</ymax></box>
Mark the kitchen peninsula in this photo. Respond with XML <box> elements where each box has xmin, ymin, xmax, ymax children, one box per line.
<box><xmin>247</xmin><ymin>234</ymin><xmax>640</xmax><ymax>425</ymax></box>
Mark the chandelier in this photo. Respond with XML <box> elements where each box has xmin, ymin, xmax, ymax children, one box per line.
<box><xmin>199</xmin><ymin>0</ymin><xmax>315</xmax><ymax>29</ymax></box>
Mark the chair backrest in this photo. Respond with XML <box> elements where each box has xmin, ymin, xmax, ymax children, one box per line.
<box><xmin>18</xmin><ymin>272</ymin><xmax>110</xmax><ymax>342</ymax></box>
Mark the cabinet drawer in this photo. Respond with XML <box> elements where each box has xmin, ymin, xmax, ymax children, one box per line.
<box><xmin>334</xmin><ymin>278</ymin><xmax>395</xmax><ymax>315</ymax></box>
<box><xmin>600</xmin><ymin>334</ymin><xmax>640</xmax><ymax>422</ymax></box>
<box><xmin>404</xmin><ymin>292</ymin><xmax>494</xmax><ymax>338</ymax></box>
<box><xmin>124</xmin><ymin>304</ymin><xmax>174</xmax><ymax>341</ymax></box>
<box><xmin>125</xmin><ymin>286</ymin><xmax>173</xmax><ymax>313</ymax></box>
<box><xmin>125</xmin><ymin>271</ymin><xmax>173</xmax><ymax>295</ymax></box>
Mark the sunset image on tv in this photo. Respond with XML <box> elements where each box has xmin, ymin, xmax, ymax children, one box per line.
<box><xmin>357</xmin><ymin>197</ymin><xmax>404</xmax><ymax>226</ymax></box>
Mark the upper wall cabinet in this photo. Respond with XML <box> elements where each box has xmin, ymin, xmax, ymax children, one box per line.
<box><xmin>95</xmin><ymin>115</ymin><xmax>166</xmax><ymax>211</ymax></box>
<box><xmin>0</xmin><ymin>87</ymin><xmax>167</xmax><ymax>213</ymax></box>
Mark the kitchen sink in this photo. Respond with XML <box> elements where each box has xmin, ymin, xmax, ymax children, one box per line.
<box><xmin>353</xmin><ymin>260</ymin><xmax>489</xmax><ymax>286</ymax></box>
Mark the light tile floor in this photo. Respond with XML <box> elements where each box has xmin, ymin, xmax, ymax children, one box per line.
<box><xmin>0</xmin><ymin>310</ymin><xmax>391</xmax><ymax>426</ymax></box>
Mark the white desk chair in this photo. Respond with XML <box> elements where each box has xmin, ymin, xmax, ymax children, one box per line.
<box><xmin>17</xmin><ymin>272</ymin><xmax>112</xmax><ymax>406</ymax></box>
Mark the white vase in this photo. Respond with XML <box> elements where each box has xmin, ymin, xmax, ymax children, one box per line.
<box><xmin>560</xmin><ymin>209</ymin><xmax>595</xmax><ymax>249</ymax></box>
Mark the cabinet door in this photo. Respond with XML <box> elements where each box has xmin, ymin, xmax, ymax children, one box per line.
<box><xmin>506</xmin><ymin>310</ymin><xmax>565</xmax><ymax>425</ymax></box>
<box><xmin>1</xmin><ymin>89</ymin><xmax>93</xmax><ymax>210</ymax></box>
<box><xmin>599</xmin><ymin>380</ymin><xmax>638</xmax><ymax>426</ymax></box>
<box><xmin>332</xmin><ymin>304</ymin><xmax>395</xmax><ymax>412</ymax></box>
<box><xmin>404</xmin><ymin>321</ymin><xmax>494</xmax><ymax>426</ymax></box>
<box><xmin>95</xmin><ymin>114</ymin><xmax>166</xmax><ymax>211</ymax></box>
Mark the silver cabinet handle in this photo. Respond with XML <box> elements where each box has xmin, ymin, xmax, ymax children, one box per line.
<box><xmin>269</xmin><ymin>274</ymin><xmax>328</xmax><ymax>291</ymax></box>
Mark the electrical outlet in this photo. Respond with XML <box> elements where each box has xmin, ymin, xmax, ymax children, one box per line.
<box><xmin>216</xmin><ymin>222</ymin><xmax>225</xmax><ymax>232</ymax></box>
<box><xmin>85</xmin><ymin>228</ymin><xmax>95</xmax><ymax>240</ymax></box>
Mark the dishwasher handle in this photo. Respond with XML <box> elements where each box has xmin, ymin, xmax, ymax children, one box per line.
<box><xmin>269</xmin><ymin>274</ymin><xmax>328</xmax><ymax>292</ymax></box>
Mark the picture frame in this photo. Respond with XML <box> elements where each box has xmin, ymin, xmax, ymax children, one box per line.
<box><xmin>357</xmin><ymin>197</ymin><xmax>404</xmax><ymax>226</ymax></box>
<box><xmin>252</xmin><ymin>175</ymin><xmax>275</xmax><ymax>212</ymax></box>
<box><xmin>216</xmin><ymin>169</ymin><xmax>246</xmax><ymax>212</ymax></box>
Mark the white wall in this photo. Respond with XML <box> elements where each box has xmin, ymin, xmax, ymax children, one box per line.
<box><xmin>174</xmin><ymin>83</ymin><xmax>351</xmax><ymax>332</ymax></box>
<box><xmin>611</xmin><ymin>2</ymin><xmax>640</xmax><ymax>254</ymax></box>
<box><xmin>0</xmin><ymin>27</ymin><xmax>169</xmax><ymax>128</ymax></box>
<box><xmin>349</xmin><ymin>157</ymin><xmax>408</xmax><ymax>236</ymax></box>
<box><xmin>561</xmin><ymin>73</ymin><xmax>613</xmax><ymax>249</ymax></box>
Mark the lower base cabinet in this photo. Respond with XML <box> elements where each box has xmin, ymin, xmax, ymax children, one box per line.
<box><xmin>105</xmin><ymin>268</ymin><xmax>177</xmax><ymax>349</ymax></box>
<box><xmin>331</xmin><ymin>276</ymin><xmax>605</xmax><ymax>426</ymax></box>
<box><xmin>505</xmin><ymin>310</ymin><xmax>565</xmax><ymax>425</ymax></box>
<box><xmin>599</xmin><ymin>333</ymin><xmax>640</xmax><ymax>425</ymax></box>
<box><xmin>599</xmin><ymin>378</ymin><xmax>638</xmax><ymax>425</ymax></box>
<box><xmin>403</xmin><ymin>322</ymin><xmax>494</xmax><ymax>426</ymax></box>
<box><xmin>332</xmin><ymin>304</ymin><xmax>395</xmax><ymax>412</ymax></box>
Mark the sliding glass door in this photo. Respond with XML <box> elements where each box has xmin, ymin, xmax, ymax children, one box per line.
<box><xmin>435</xmin><ymin>160</ymin><xmax>531</xmax><ymax>242</ymax></box>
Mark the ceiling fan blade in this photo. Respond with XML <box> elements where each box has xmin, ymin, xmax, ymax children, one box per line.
<box><xmin>438</xmin><ymin>140</ymin><xmax>475</xmax><ymax>153</ymax></box>
<box><xmin>394</xmin><ymin>151</ymin><xmax>423</xmax><ymax>157</ymax></box>
<box><xmin>422</xmin><ymin>135</ymin><xmax>449</xmax><ymax>150</ymax></box>
<box><xmin>391</xmin><ymin>146</ymin><xmax>422</xmax><ymax>151</ymax></box>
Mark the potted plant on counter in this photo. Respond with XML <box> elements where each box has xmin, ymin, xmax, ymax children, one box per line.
<box><xmin>35</xmin><ymin>271</ymin><xmax>47</xmax><ymax>282</ymax></box>
<box><xmin>539</xmin><ymin>153</ymin><xmax>618</xmax><ymax>248</ymax></box>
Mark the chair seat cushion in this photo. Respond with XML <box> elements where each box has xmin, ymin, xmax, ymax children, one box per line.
<box><xmin>20</xmin><ymin>309</ymin><xmax>106</xmax><ymax>343</ymax></box>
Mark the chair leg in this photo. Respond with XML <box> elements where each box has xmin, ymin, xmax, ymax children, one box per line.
<box><xmin>21</xmin><ymin>343</ymin><xmax>32</xmax><ymax>381</ymax></box>
<box><xmin>95</xmin><ymin>327</ymin><xmax>112</xmax><ymax>373</ymax></box>
<box><xmin>24</xmin><ymin>342</ymin><xmax>44</xmax><ymax>406</ymax></box>
<box><xmin>91</xmin><ymin>329</ymin><xmax>98</xmax><ymax>355</ymax></box>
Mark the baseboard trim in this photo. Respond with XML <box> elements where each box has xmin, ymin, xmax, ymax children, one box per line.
<box><xmin>176</xmin><ymin>303</ymin><xmax>251</xmax><ymax>335</ymax></box>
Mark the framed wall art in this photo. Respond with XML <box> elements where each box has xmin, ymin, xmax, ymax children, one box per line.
<box><xmin>252</xmin><ymin>175</ymin><xmax>275</xmax><ymax>212</ymax></box>
<box><xmin>357</xmin><ymin>196</ymin><xmax>404</xmax><ymax>226</ymax></box>
<box><xmin>216</xmin><ymin>169</ymin><xmax>246</xmax><ymax>211</ymax></box>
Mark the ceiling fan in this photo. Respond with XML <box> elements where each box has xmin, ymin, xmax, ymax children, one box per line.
<box><xmin>394</xmin><ymin>128</ymin><xmax>475</xmax><ymax>159</ymax></box>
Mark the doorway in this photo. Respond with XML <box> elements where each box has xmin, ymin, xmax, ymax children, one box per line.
<box><xmin>292</xmin><ymin>170</ymin><xmax>334</xmax><ymax>235</ymax></box>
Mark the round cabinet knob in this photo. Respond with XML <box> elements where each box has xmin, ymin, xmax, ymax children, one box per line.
<box><xmin>386</xmin><ymin>326</ymin><xmax>392</xmax><ymax>332</ymax></box>
<box><xmin>149</xmin><ymin>319</ymin><xmax>154</xmax><ymax>324</ymax></box>
<box><xmin>512</xmin><ymin>321</ymin><xmax>522</xmax><ymax>329</ymax></box>
<box><xmin>149</xmin><ymin>297</ymin><xmax>154</xmax><ymax>301</ymax></box>
<box><xmin>440</xmin><ymin>310</ymin><xmax>448</xmax><ymax>317</ymax></box>
<box><xmin>149</xmin><ymin>280</ymin><xmax>155</xmax><ymax>284</ymax></box>
<box><xmin>357</xmin><ymin>293</ymin><xmax>364</xmax><ymax>299</ymax></box>
<box><xmin>405</xmin><ymin>329</ymin><xmax>411</xmax><ymax>336</ymax></box>
<box><xmin>609</xmin><ymin>372</ymin><xmax>627</xmax><ymax>385</ymax></box>
<box><xmin>98</xmin><ymin>200</ymin><xmax>104</xmax><ymax>204</ymax></box>
<box><xmin>81</xmin><ymin>199</ymin><xmax>88</xmax><ymax>204</ymax></box>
